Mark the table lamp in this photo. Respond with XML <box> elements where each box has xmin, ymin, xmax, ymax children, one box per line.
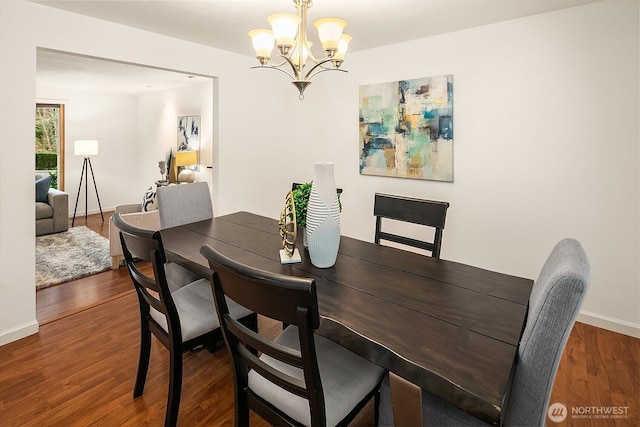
<box><xmin>175</xmin><ymin>150</ymin><xmax>198</xmax><ymax>183</ymax></box>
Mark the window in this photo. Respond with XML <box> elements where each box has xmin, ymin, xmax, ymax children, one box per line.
<box><xmin>35</xmin><ymin>104</ymin><xmax>65</xmax><ymax>190</ymax></box>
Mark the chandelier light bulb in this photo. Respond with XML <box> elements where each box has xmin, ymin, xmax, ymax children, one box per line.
<box><xmin>313</xmin><ymin>17</ymin><xmax>347</xmax><ymax>57</ymax></box>
<box><xmin>267</xmin><ymin>13</ymin><xmax>301</xmax><ymax>55</ymax></box>
<box><xmin>291</xmin><ymin>41</ymin><xmax>312</xmax><ymax>70</ymax></box>
<box><xmin>248</xmin><ymin>29</ymin><xmax>275</xmax><ymax>64</ymax></box>
<box><xmin>332</xmin><ymin>33</ymin><xmax>352</xmax><ymax>67</ymax></box>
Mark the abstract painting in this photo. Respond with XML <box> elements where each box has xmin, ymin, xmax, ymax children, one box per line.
<box><xmin>177</xmin><ymin>115</ymin><xmax>200</xmax><ymax>170</ymax></box>
<box><xmin>359</xmin><ymin>75</ymin><xmax>453</xmax><ymax>181</ymax></box>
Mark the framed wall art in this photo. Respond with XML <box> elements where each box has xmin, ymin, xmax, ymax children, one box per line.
<box><xmin>359</xmin><ymin>75</ymin><xmax>453</xmax><ymax>182</ymax></box>
<box><xmin>177</xmin><ymin>115</ymin><xmax>200</xmax><ymax>170</ymax></box>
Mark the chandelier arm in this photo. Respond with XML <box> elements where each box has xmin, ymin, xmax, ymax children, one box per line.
<box><xmin>306</xmin><ymin>66</ymin><xmax>348</xmax><ymax>81</ymax></box>
<box><xmin>250</xmin><ymin>65</ymin><xmax>297</xmax><ymax>80</ymax></box>
<box><xmin>280</xmin><ymin>55</ymin><xmax>304</xmax><ymax>80</ymax></box>
<box><xmin>304</xmin><ymin>58</ymin><xmax>346</xmax><ymax>80</ymax></box>
<box><xmin>266</xmin><ymin>58</ymin><xmax>290</xmax><ymax>68</ymax></box>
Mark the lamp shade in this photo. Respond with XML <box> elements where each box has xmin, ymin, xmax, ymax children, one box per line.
<box><xmin>74</xmin><ymin>140</ymin><xmax>99</xmax><ymax>156</ymax></box>
<box><xmin>267</xmin><ymin>13</ymin><xmax>300</xmax><ymax>49</ymax></box>
<box><xmin>175</xmin><ymin>150</ymin><xmax>198</xmax><ymax>167</ymax></box>
<box><xmin>248</xmin><ymin>29</ymin><xmax>275</xmax><ymax>59</ymax></box>
<box><xmin>314</xmin><ymin>17</ymin><xmax>347</xmax><ymax>53</ymax></box>
<box><xmin>290</xmin><ymin>41</ymin><xmax>312</xmax><ymax>68</ymax></box>
<box><xmin>333</xmin><ymin>34</ymin><xmax>352</xmax><ymax>62</ymax></box>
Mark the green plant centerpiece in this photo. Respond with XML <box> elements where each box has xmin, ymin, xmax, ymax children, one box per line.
<box><xmin>291</xmin><ymin>182</ymin><xmax>313</xmax><ymax>228</ymax></box>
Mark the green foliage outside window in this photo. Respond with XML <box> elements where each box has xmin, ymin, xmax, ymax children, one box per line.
<box><xmin>35</xmin><ymin>107</ymin><xmax>58</xmax><ymax>153</ymax></box>
<box><xmin>49</xmin><ymin>170</ymin><xmax>58</xmax><ymax>189</ymax></box>
<box><xmin>35</xmin><ymin>106</ymin><xmax>59</xmax><ymax>189</ymax></box>
<box><xmin>36</xmin><ymin>152</ymin><xmax>57</xmax><ymax>170</ymax></box>
<box><xmin>35</xmin><ymin>152</ymin><xmax>58</xmax><ymax>188</ymax></box>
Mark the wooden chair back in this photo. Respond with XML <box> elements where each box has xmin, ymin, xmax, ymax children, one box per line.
<box><xmin>116</xmin><ymin>213</ymin><xmax>249</xmax><ymax>427</ymax></box>
<box><xmin>200</xmin><ymin>244</ymin><xmax>328</xmax><ymax>425</ymax></box>
<box><xmin>374</xmin><ymin>193</ymin><xmax>449</xmax><ymax>258</ymax></box>
<box><xmin>113</xmin><ymin>213</ymin><xmax>178</xmax><ymax>347</ymax></box>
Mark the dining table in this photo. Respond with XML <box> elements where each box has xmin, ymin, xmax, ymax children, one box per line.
<box><xmin>160</xmin><ymin>211</ymin><xmax>533</xmax><ymax>425</ymax></box>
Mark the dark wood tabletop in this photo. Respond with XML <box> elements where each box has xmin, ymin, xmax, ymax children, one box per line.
<box><xmin>160</xmin><ymin>211</ymin><xmax>533</xmax><ymax>424</ymax></box>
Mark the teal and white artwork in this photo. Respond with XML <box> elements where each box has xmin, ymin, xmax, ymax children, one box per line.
<box><xmin>359</xmin><ymin>75</ymin><xmax>453</xmax><ymax>182</ymax></box>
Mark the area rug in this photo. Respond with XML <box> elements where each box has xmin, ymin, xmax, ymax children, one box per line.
<box><xmin>36</xmin><ymin>226</ymin><xmax>111</xmax><ymax>290</ymax></box>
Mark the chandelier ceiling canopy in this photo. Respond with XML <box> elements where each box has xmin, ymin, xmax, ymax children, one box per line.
<box><xmin>248</xmin><ymin>0</ymin><xmax>351</xmax><ymax>100</ymax></box>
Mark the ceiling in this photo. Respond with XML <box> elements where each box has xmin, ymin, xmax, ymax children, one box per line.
<box><xmin>31</xmin><ymin>0</ymin><xmax>599</xmax><ymax>95</ymax></box>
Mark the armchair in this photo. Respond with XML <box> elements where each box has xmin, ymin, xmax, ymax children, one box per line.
<box><xmin>35</xmin><ymin>174</ymin><xmax>69</xmax><ymax>236</ymax></box>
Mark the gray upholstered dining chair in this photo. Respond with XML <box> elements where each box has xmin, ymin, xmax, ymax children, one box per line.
<box><xmin>157</xmin><ymin>181</ymin><xmax>213</xmax><ymax>229</ymax></box>
<box><xmin>114</xmin><ymin>213</ymin><xmax>256</xmax><ymax>427</ymax></box>
<box><xmin>373</xmin><ymin>193</ymin><xmax>450</xmax><ymax>259</ymax></box>
<box><xmin>200</xmin><ymin>244</ymin><xmax>387</xmax><ymax>426</ymax></box>
<box><xmin>380</xmin><ymin>238</ymin><xmax>590</xmax><ymax>426</ymax></box>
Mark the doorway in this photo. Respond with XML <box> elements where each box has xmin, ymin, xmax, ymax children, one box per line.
<box><xmin>35</xmin><ymin>103</ymin><xmax>65</xmax><ymax>190</ymax></box>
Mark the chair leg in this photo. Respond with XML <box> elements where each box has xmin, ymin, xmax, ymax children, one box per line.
<box><xmin>378</xmin><ymin>375</ymin><xmax>395</xmax><ymax>426</ymax></box>
<box><xmin>133</xmin><ymin>327</ymin><xmax>152</xmax><ymax>398</ymax></box>
<box><xmin>235</xmin><ymin>391</ymin><xmax>250</xmax><ymax>427</ymax></box>
<box><xmin>165</xmin><ymin>348</ymin><xmax>183</xmax><ymax>427</ymax></box>
<box><xmin>205</xmin><ymin>334</ymin><xmax>218</xmax><ymax>353</ymax></box>
<box><xmin>111</xmin><ymin>255</ymin><xmax>122</xmax><ymax>270</ymax></box>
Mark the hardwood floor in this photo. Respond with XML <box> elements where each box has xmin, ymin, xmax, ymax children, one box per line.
<box><xmin>549</xmin><ymin>324</ymin><xmax>639</xmax><ymax>426</ymax></box>
<box><xmin>36</xmin><ymin>212</ymin><xmax>133</xmax><ymax>326</ymax></box>
<box><xmin>1</xmin><ymin>212</ymin><xmax>637</xmax><ymax>426</ymax></box>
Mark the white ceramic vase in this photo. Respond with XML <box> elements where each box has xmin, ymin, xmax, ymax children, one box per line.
<box><xmin>306</xmin><ymin>162</ymin><xmax>340</xmax><ymax>268</ymax></box>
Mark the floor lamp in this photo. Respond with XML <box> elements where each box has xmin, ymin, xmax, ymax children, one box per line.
<box><xmin>72</xmin><ymin>140</ymin><xmax>104</xmax><ymax>226</ymax></box>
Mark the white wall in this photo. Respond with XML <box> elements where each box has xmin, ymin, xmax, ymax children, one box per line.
<box><xmin>0</xmin><ymin>0</ymin><xmax>39</xmax><ymax>344</ymax></box>
<box><xmin>37</xmin><ymin>88</ymin><xmax>140</xmax><ymax>213</ymax></box>
<box><xmin>1</xmin><ymin>0</ymin><xmax>638</xmax><ymax>344</ymax></box>
<box><xmin>219</xmin><ymin>0</ymin><xmax>640</xmax><ymax>336</ymax></box>
<box><xmin>345</xmin><ymin>0</ymin><xmax>640</xmax><ymax>335</ymax></box>
<box><xmin>0</xmin><ymin>0</ymin><xmax>267</xmax><ymax>345</ymax></box>
<box><xmin>136</xmin><ymin>81</ymin><xmax>215</xmax><ymax>202</ymax></box>
<box><xmin>37</xmin><ymin>79</ymin><xmax>215</xmax><ymax>216</ymax></box>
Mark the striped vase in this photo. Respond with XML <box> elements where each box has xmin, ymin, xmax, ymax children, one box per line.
<box><xmin>306</xmin><ymin>162</ymin><xmax>341</xmax><ymax>268</ymax></box>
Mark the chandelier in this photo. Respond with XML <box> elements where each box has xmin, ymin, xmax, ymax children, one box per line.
<box><xmin>248</xmin><ymin>0</ymin><xmax>351</xmax><ymax>100</ymax></box>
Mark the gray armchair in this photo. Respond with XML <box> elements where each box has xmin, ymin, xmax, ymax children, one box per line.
<box><xmin>380</xmin><ymin>238</ymin><xmax>590</xmax><ymax>426</ymax></box>
<box><xmin>109</xmin><ymin>203</ymin><xmax>160</xmax><ymax>269</ymax></box>
<box><xmin>35</xmin><ymin>174</ymin><xmax>69</xmax><ymax>236</ymax></box>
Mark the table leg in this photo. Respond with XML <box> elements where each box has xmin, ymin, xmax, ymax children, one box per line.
<box><xmin>390</xmin><ymin>372</ymin><xmax>423</xmax><ymax>426</ymax></box>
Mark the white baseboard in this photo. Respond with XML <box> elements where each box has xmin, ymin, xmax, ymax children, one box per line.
<box><xmin>577</xmin><ymin>310</ymin><xmax>640</xmax><ymax>339</ymax></box>
<box><xmin>68</xmin><ymin>207</ymin><xmax>115</xmax><ymax>219</ymax></box>
<box><xmin>0</xmin><ymin>320</ymin><xmax>39</xmax><ymax>346</ymax></box>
